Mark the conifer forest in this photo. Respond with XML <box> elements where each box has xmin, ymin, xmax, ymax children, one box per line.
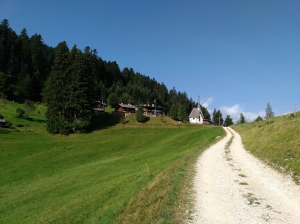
<box><xmin>0</xmin><ymin>19</ymin><xmax>211</xmax><ymax>133</ymax></box>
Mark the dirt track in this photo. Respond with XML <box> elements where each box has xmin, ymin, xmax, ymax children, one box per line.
<box><xmin>191</xmin><ymin>127</ymin><xmax>300</xmax><ymax>223</ymax></box>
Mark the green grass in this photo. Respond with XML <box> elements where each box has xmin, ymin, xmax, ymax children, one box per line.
<box><xmin>233</xmin><ymin>112</ymin><xmax>300</xmax><ymax>184</ymax></box>
<box><xmin>0</xmin><ymin>100</ymin><xmax>224</xmax><ymax>223</ymax></box>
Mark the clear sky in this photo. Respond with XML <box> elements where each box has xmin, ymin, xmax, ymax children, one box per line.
<box><xmin>1</xmin><ymin>0</ymin><xmax>299</xmax><ymax>122</ymax></box>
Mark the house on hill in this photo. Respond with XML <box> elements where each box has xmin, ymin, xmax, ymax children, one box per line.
<box><xmin>115</xmin><ymin>103</ymin><xmax>137</xmax><ymax>117</ymax></box>
<box><xmin>115</xmin><ymin>103</ymin><xmax>167</xmax><ymax>117</ymax></box>
<box><xmin>141</xmin><ymin>104</ymin><xmax>166</xmax><ymax>116</ymax></box>
<box><xmin>92</xmin><ymin>101</ymin><xmax>106</xmax><ymax>114</ymax></box>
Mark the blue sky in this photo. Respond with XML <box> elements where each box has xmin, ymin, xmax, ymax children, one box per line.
<box><xmin>1</xmin><ymin>0</ymin><xmax>299</xmax><ymax>122</ymax></box>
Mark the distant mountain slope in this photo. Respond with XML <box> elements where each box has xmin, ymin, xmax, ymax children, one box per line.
<box><xmin>232</xmin><ymin>113</ymin><xmax>300</xmax><ymax>184</ymax></box>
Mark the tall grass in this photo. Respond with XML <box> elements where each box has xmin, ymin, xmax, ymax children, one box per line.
<box><xmin>0</xmin><ymin>100</ymin><xmax>224</xmax><ymax>223</ymax></box>
<box><xmin>233</xmin><ymin>112</ymin><xmax>300</xmax><ymax>184</ymax></box>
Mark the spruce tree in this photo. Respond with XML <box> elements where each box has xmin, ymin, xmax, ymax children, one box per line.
<box><xmin>169</xmin><ymin>104</ymin><xmax>178</xmax><ymax>120</ymax></box>
<box><xmin>224</xmin><ymin>115</ymin><xmax>233</xmax><ymax>127</ymax></box>
<box><xmin>265</xmin><ymin>102</ymin><xmax>274</xmax><ymax>119</ymax></box>
<box><xmin>238</xmin><ymin>113</ymin><xmax>246</xmax><ymax>124</ymax></box>
<box><xmin>136</xmin><ymin>106</ymin><xmax>145</xmax><ymax>122</ymax></box>
<box><xmin>68</xmin><ymin>45</ymin><xmax>90</xmax><ymax>131</ymax></box>
<box><xmin>44</xmin><ymin>41</ymin><xmax>71</xmax><ymax>134</ymax></box>
<box><xmin>213</xmin><ymin>109</ymin><xmax>223</xmax><ymax>125</ymax></box>
<box><xmin>178</xmin><ymin>105</ymin><xmax>187</xmax><ymax>122</ymax></box>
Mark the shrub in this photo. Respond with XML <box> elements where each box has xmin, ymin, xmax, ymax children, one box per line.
<box><xmin>16</xmin><ymin>108</ymin><xmax>25</xmax><ymax>118</ymax></box>
<box><xmin>136</xmin><ymin>106</ymin><xmax>146</xmax><ymax>122</ymax></box>
<box><xmin>0</xmin><ymin>128</ymin><xmax>9</xmax><ymax>134</ymax></box>
<box><xmin>24</xmin><ymin>99</ymin><xmax>36</xmax><ymax>115</ymax></box>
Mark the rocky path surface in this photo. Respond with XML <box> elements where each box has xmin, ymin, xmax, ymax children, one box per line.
<box><xmin>191</xmin><ymin>127</ymin><xmax>300</xmax><ymax>224</ymax></box>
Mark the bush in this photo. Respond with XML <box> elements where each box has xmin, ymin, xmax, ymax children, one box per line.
<box><xmin>0</xmin><ymin>128</ymin><xmax>9</xmax><ymax>134</ymax></box>
<box><xmin>136</xmin><ymin>106</ymin><xmax>146</xmax><ymax>122</ymax></box>
<box><xmin>24</xmin><ymin>99</ymin><xmax>36</xmax><ymax>115</ymax></box>
<box><xmin>107</xmin><ymin>93</ymin><xmax>119</xmax><ymax>108</ymax></box>
<box><xmin>16</xmin><ymin>108</ymin><xmax>25</xmax><ymax>118</ymax></box>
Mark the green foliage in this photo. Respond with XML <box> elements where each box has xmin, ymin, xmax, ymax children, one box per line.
<box><xmin>16</xmin><ymin>108</ymin><xmax>25</xmax><ymax>118</ymax></box>
<box><xmin>23</xmin><ymin>99</ymin><xmax>36</xmax><ymax>115</ymax></box>
<box><xmin>178</xmin><ymin>105</ymin><xmax>187</xmax><ymax>122</ymax></box>
<box><xmin>265</xmin><ymin>102</ymin><xmax>274</xmax><ymax>119</ymax></box>
<box><xmin>0</xmin><ymin>92</ymin><xmax>7</xmax><ymax>115</ymax></box>
<box><xmin>1</xmin><ymin>19</ymin><xmax>205</xmax><ymax>128</ymax></box>
<box><xmin>224</xmin><ymin>115</ymin><xmax>234</xmax><ymax>126</ymax></box>
<box><xmin>201</xmin><ymin>105</ymin><xmax>211</xmax><ymax>122</ymax></box>
<box><xmin>44</xmin><ymin>43</ymin><xmax>93</xmax><ymax>134</ymax></box>
<box><xmin>212</xmin><ymin>109</ymin><xmax>223</xmax><ymax>125</ymax></box>
<box><xmin>254</xmin><ymin>115</ymin><xmax>263</xmax><ymax>122</ymax></box>
<box><xmin>169</xmin><ymin>104</ymin><xmax>178</xmax><ymax>120</ymax></box>
<box><xmin>238</xmin><ymin>113</ymin><xmax>246</xmax><ymax>124</ymax></box>
<box><xmin>107</xmin><ymin>93</ymin><xmax>119</xmax><ymax>107</ymax></box>
<box><xmin>136</xmin><ymin>106</ymin><xmax>145</xmax><ymax>122</ymax></box>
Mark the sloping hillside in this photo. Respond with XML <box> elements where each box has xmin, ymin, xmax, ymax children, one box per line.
<box><xmin>0</xmin><ymin>100</ymin><xmax>224</xmax><ymax>223</ymax></box>
<box><xmin>233</xmin><ymin>113</ymin><xmax>300</xmax><ymax>184</ymax></box>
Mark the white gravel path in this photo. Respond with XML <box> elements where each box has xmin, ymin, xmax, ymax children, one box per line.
<box><xmin>191</xmin><ymin>127</ymin><xmax>300</xmax><ymax>224</ymax></box>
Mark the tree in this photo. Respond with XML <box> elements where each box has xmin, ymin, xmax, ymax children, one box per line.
<box><xmin>224</xmin><ymin>115</ymin><xmax>234</xmax><ymax>127</ymax></box>
<box><xmin>24</xmin><ymin>99</ymin><xmax>36</xmax><ymax>115</ymax></box>
<box><xmin>107</xmin><ymin>93</ymin><xmax>119</xmax><ymax>107</ymax></box>
<box><xmin>201</xmin><ymin>105</ymin><xmax>211</xmax><ymax>122</ymax></box>
<box><xmin>178</xmin><ymin>105</ymin><xmax>187</xmax><ymax>122</ymax></box>
<box><xmin>16</xmin><ymin>108</ymin><xmax>25</xmax><ymax>118</ymax></box>
<box><xmin>212</xmin><ymin>109</ymin><xmax>223</xmax><ymax>125</ymax></box>
<box><xmin>0</xmin><ymin>92</ymin><xmax>7</xmax><ymax>115</ymax></box>
<box><xmin>169</xmin><ymin>104</ymin><xmax>178</xmax><ymax>120</ymax></box>
<box><xmin>136</xmin><ymin>106</ymin><xmax>145</xmax><ymax>122</ymax></box>
<box><xmin>254</xmin><ymin>116</ymin><xmax>263</xmax><ymax>122</ymax></box>
<box><xmin>238</xmin><ymin>113</ymin><xmax>246</xmax><ymax>124</ymax></box>
<box><xmin>44</xmin><ymin>41</ymin><xmax>71</xmax><ymax>134</ymax></box>
<box><xmin>265</xmin><ymin>102</ymin><xmax>274</xmax><ymax>119</ymax></box>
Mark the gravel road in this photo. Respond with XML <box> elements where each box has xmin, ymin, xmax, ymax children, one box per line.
<box><xmin>191</xmin><ymin>127</ymin><xmax>300</xmax><ymax>224</ymax></box>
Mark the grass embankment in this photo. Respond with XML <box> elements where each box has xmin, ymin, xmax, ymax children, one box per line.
<box><xmin>0</xmin><ymin>101</ymin><xmax>224</xmax><ymax>223</ymax></box>
<box><xmin>233</xmin><ymin>112</ymin><xmax>300</xmax><ymax>184</ymax></box>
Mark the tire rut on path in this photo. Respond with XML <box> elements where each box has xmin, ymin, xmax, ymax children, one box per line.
<box><xmin>190</xmin><ymin>127</ymin><xmax>300</xmax><ymax>224</ymax></box>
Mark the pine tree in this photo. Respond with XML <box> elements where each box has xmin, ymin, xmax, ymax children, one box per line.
<box><xmin>136</xmin><ymin>106</ymin><xmax>145</xmax><ymax>122</ymax></box>
<box><xmin>265</xmin><ymin>102</ymin><xmax>274</xmax><ymax>119</ymax></box>
<box><xmin>170</xmin><ymin>104</ymin><xmax>178</xmax><ymax>120</ymax></box>
<box><xmin>178</xmin><ymin>105</ymin><xmax>187</xmax><ymax>122</ymax></box>
<box><xmin>238</xmin><ymin>113</ymin><xmax>246</xmax><ymax>124</ymax></box>
<box><xmin>224</xmin><ymin>115</ymin><xmax>233</xmax><ymax>127</ymax></box>
<box><xmin>68</xmin><ymin>45</ymin><xmax>92</xmax><ymax>132</ymax></box>
<box><xmin>254</xmin><ymin>116</ymin><xmax>263</xmax><ymax>122</ymax></box>
<box><xmin>201</xmin><ymin>105</ymin><xmax>211</xmax><ymax>122</ymax></box>
<box><xmin>44</xmin><ymin>41</ymin><xmax>71</xmax><ymax>134</ymax></box>
<box><xmin>213</xmin><ymin>109</ymin><xmax>223</xmax><ymax>125</ymax></box>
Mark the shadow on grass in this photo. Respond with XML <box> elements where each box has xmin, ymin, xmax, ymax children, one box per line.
<box><xmin>140</xmin><ymin>117</ymin><xmax>150</xmax><ymax>123</ymax></box>
<box><xmin>22</xmin><ymin>117</ymin><xmax>45</xmax><ymax>123</ymax></box>
<box><xmin>88</xmin><ymin>112</ymin><xmax>125</xmax><ymax>132</ymax></box>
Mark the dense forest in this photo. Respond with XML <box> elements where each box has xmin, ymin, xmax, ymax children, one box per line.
<box><xmin>0</xmin><ymin>19</ymin><xmax>212</xmax><ymax>133</ymax></box>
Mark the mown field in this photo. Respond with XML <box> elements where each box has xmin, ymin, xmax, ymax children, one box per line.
<box><xmin>233</xmin><ymin>112</ymin><xmax>300</xmax><ymax>184</ymax></box>
<box><xmin>0</xmin><ymin>101</ymin><xmax>224</xmax><ymax>223</ymax></box>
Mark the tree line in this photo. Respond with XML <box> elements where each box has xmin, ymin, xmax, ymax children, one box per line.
<box><xmin>0</xmin><ymin>19</ymin><xmax>212</xmax><ymax>133</ymax></box>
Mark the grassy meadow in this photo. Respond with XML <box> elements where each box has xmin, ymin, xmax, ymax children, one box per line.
<box><xmin>0</xmin><ymin>101</ymin><xmax>224</xmax><ymax>223</ymax></box>
<box><xmin>233</xmin><ymin>112</ymin><xmax>300</xmax><ymax>184</ymax></box>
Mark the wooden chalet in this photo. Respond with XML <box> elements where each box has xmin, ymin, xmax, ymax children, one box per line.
<box><xmin>115</xmin><ymin>103</ymin><xmax>137</xmax><ymax>117</ymax></box>
<box><xmin>140</xmin><ymin>104</ymin><xmax>166</xmax><ymax>116</ymax></box>
<box><xmin>92</xmin><ymin>101</ymin><xmax>106</xmax><ymax>114</ymax></box>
